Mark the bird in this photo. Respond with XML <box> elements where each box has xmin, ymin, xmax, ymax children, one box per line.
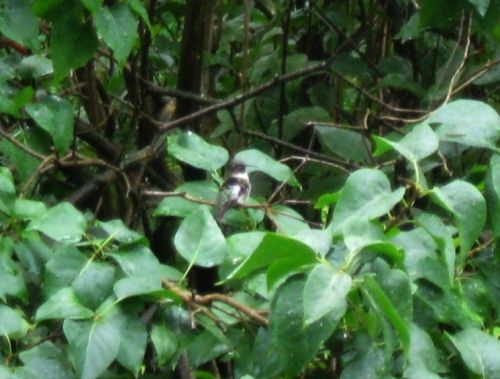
<box><xmin>214</xmin><ymin>160</ymin><xmax>251</xmax><ymax>221</ymax></box>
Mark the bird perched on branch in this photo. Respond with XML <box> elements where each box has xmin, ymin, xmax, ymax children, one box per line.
<box><xmin>214</xmin><ymin>160</ymin><xmax>251</xmax><ymax>221</ymax></box>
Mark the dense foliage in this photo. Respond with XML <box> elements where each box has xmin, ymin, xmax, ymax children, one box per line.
<box><xmin>0</xmin><ymin>0</ymin><xmax>499</xmax><ymax>378</ymax></box>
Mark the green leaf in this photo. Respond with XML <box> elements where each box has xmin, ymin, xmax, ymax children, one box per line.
<box><xmin>294</xmin><ymin>229</ymin><xmax>332</xmax><ymax>256</ymax></box>
<box><xmin>485</xmin><ymin>154</ymin><xmax>500</xmax><ymax>237</ymax></box>
<box><xmin>25</xmin><ymin>96</ymin><xmax>75</xmax><ymax>154</ymax></box>
<box><xmin>329</xmin><ymin>169</ymin><xmax>405</xmax><ymax>234</ymax></box>
<box><xmin>0</xmin><ymin>166</ymin><xmax>16</xmax><ymax>215</ymax></box>
<box><xmin>340</xmin><ymin>334</ymin><xmax>385</xmax><ymax>379</ymax></box>
<box><xmin>35</xmin><ymin>287</ymin><xmax>94</xmax><ymax>321</ymax></box>
<box><xmin>72</xmin><ymin>261</ymin><xmax>115</xmax><ymax>310</ymax></box>
<box><xmin>267</xmin><ymin>205</ymin><xmax>310</xmax><ymax>235</ymax></box>
<box><xmin>31</xmin><ymin>0</ymin><xmax>66</xmax><ymax>19</ymax></box>
<box><xmin>50</xmin><ymin>10</ymin><xmax>98</xmax><ymax>80</ymax></box>
<box><xmin>448</xmin><ymin>328</ymin><xmax>500</xmax><ymax>378</ymax></box>
<box><xmin>416</xmin><ymin>212</ymin><xmax>455</xmax><ymax>283</ymax></box>
<box><xmin>373</xmin><ymin>122</ymin><xmax>438</xmax><ymax>187</ymax></box>
<box><xmin>0</xmin><ymin>0</ymin><xmax>39</xmax><ymax>50</ymax></box>
<box><xmin>174</xmin><ymin>207</ymin><xmax>227</xmax><ymax>267</ymax></box>
<box><xmin>0</xmin><ymin>238</ymin><xmax>27</xmax><ymax>301</ymax></box>
<box><xmin>372</xmin><ymin>260</ymin><xmax>413</xmax><ymax>324</ymax></box>
<box><xmin>392</xmin><ymin>228</ymin><xmax>449</xmax><ymax>289</ymax></box>
<box><xmin>44</xmin><ymin>245</ymin><xmax>87</xmax><ymax>296</ymax></box>
<box><xmin>362</xmin><ymin>275</ymin><xmax>411</xmax><ymax>357</ymax></box>
<box><xmin>187</xmin><ymin>330</ymin><xmax>229</xmax><ymax>368</ymax></box>
<box><xmin>96</xmin><ymin>219</ymin><xmax>142</xmax><ymax>244</ymax></box>
<box><xmin>270</xmin><ymin>276</ymin><xmax>339</xmax><ymax>376</ymax></box>
<box><xmin>14</xmin><ymin>199</ymin><xmax>47</xmax><ymax>220</ymax></box>
<box><xmin>404</xmin><ymin>325</ymin><xmax>445</xmax><ymax>379</ymax></box>
<box><xmin>95</xmin><ymin>4</ymin><xmax>138</xmax><ymax>66</ymax></box>
<box><xmin>0</xmin><ymin>130</ymin><xmax>39</xmax><ymax>182</ymax></box>
<box><xmin>113</xmin><ymin>275</ymin><xmax>163</xmax><ymax>300</ymax></box>
<box><xmin>116</xmin><ymin>313</ymin><xmax>147</xmax><ymax>376</ymax></box>
<box><xmin>341</xmin><ymin>218</ymin><xmax>404</xmax><ymax>266</ymax></box>
<box><xmin>430</xmin><ymin>180</ymin><xmax>486</xmax><ymax>262</ymax></box>
<box><xmin>428</xmin><ymin>99</ymin><xmax>500</xmax><ymax>151</ymax></box>
<box><xmin>0</xmin><ymin>304</ymin><xmax>29</xmax><ymax>339</ymax></box>
<box><xmin>467</xmin><ymin>0</ymin><xmax>491</xmax><ymax>16</ymax></box>
<box><xmin>63</xmin><ymin>305</ymin><xmax>122</xmax><ymax>379</ymax></box>
<box><xmin>124</xmin><ymin>0</ymin><xmax>151</xmax><ymax>30</ymax></box>
<box><xmin>303</xmin><ymin>264</ymin><xmax>352</xmax><ymax>325</ymax></box>
<box><xmin>228</xmin><ymin>233</ymin><xmax>317</xmax><ymax>280</ymax></box>
<box><xmin>316</xmin><ymin>125</ymin><xmax>370</xmax><ymax>163</ymax></box>
<box><xmin>108</xmin><ymin>245</ymin><xmax>160</xmax><ymax>277</ymax></box>
<box><xmin>279</xmin><ymin>106</ymin><xmax>331</xmax><ymax>141</ymax></box>
<box><xmin>19</xmin><ymin>341</ymin><xmax>75</xmax><ymax>379</ymax></box>
<box><xmin>80</xmin><ymin>0</ymin><xmax>102</xmax><ymax>14</ymax></box>
<box><xmin>28</xmin><ymin>202</ymin><xmax>86</xmax><ymax>242</ymax></box>
<box><xmin>151</xmin><ymin>323</ymin><xmax>178</xmax><ymax>366</ymax></box>
<box><xmin>235</xmin><ymin>149</ymin><xmax>300</xmax><ymax>186</ymax></box>
<box><xmin>168</xmin><ymin>131</ymin><xmax>229</xmax><ymax>171</ymax></box>
<box><xmin>154</xmin><ymin>181</ymin><xmax>218</xmax><ymax>217</ymax></box>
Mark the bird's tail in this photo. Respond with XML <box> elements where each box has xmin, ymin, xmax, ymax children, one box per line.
<box><xmin>214</xmin><ymin>201</ymin><xmax>231</xmax><ymax>222</ymax></box>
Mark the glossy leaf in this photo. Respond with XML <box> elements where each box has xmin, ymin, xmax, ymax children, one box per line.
<box><xmin>63</xmin><ymin>305</ymin><xmax>122</xmax><ymax>379</ymax></box>
<box><xmin>362</xmin><ymin>275</ymin><xmax>410</xmax><ymax>357</ymax></box>
<box><xmin>80</xmin><ymin>0</ymin><xmax>102</xmax><ymax>14</ymax></box>
<box><xmin>485</xmin><ymin>154</ymin><xmax>500</xmax><ymax>237</ymax></box>
<box><xmin>116</xmin><ymin>313</ymin><xmax>147</xmax><ymax>376</ymax></box>
<box><xmin>44</xmin><ymin>245</ymin><xmax>87</xmax><ymax>296</ymax></box>
<box><xmin>267</xmin><ymin>204</ymin><xmax>310</xmax><ymax>235</ymax></box>
<box><xmin>316</xmin><ymin>125</ymin><xmax>370</xmax><ymax>162</ymax></box>
<box><xmin>0</xmin><ymin>166</ymin><xmax>16</xmax><ymax>215</ymax></box>
<box><xmin>416</xmin><ymin>212</ymin><xmax>456</xmax><ymax>282</ymax></box>
<box><xmin>50</xmin><ymin>11</ymin><xmax>98</xmax><ymax>80</ymax></box>
<box><xmin>0</xmin><ymin>304</ymin><xmax>29</xmax><ymax>338</ymax></box>
<box><xmin>235</xmin><ymin>149</ymin><xmax>299</xmax><ymax>186</ymax></box>
<box><xmin>428</xmin><ymin>99</ymin><xmax>500</xmax><ymax>151</ymax></box>
<box><xmin>151</xmin><ymin>323</ymin><xmax>178</xmax><ymax>366</ymax></box>
<box><xmin>95</xmin><ymin>4</ymin><xmax>138</xmax><ymax>66</ymax></box>
<box><xmin>392</xmin><ymin>228</ymin><xmax>449</xmax><ymax>289</ymax></box>
<box><xmin>404</xmin><ymin>325</ymin><xmax>444</xmax><ymax>379</ymax></box>
<box><xmin>430</xmin><ymin>180</ymin><xmax>486</xmax><ymax>262</ymax></box>
<box><xmin>0</xmin><ymin>238</ymin><xmax>27</xmax><ymax>301</ymax></box>
<box><xmin>174</xmin><ymin>206</ymin><xmax>227</xmax><ymax>267</ymax></box>
<box><xmin>228</xmin><ymin>233</ymin><xmax>317</xmax><ymax>280</ymax></box>
<box><xmin>448</xmin><ymin>328</ymin><xmax>500</xmax><ymax>378</ymax></box>
<box><xmin>373</xmin><ymin>122</ymin><xmax>438</xmax><ymax>187</ymax></box>
<box><xmin>330</xmin><ymin>169</ymin><xmax>405</xmax><ymax>234</ymax></box>
<box><xmin>303</xmin><ymin>264</ymin><xmax>352</xmax><ymax>325</ymax></box>
<box><xmin>25</xmin><ymin>95</ymin><xmax>75</xmax><ymax>154</ymax></box>
<box><xmin>28</xmin><ymin>202</ymin><xmax>86</xmax><ymax>242</ymax></box>
<box><xmin>270</xmin><ymin>276</ymin><xmax>339</xmax><ymax>376</ymax></box>
<box><xmin>467</xmin><ymin>0</ymin><xmax>491</xmax><ymax>16</ymax></box>
<box><xmin>0</xmin><ymin>0</ymin><xmax>39</xmax><ymax>50</ymax></box>
<box><xmin>35</xmin><ymin>287</ymin><xmax>94</xmax><ymax>321</ymax></box>
<box><xmin>72</xmin><ymin>261</ymin><xmax>115</xmax><ymax>310</ymax></box>
<box><xmin>14</xmin><ymin>199</ymin><xmax>46</xmax><ymax>220</ymax></box>
<box><xmin>168</xmin><ymin>131</ymin><xmax>229</xmax><ymax>171</ymax></box>
<box><xmin>96</xmin><ymin>219</ymin><xmax>142</xmax><ymax>244</ymax></box>
<box><xmin>19</xmin><ymin>342</ymin><xmax>75</xmax><ymax>379</ymax></box>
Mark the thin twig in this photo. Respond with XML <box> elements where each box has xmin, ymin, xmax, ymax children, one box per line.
<box><xmin>0</xmin><ymin>126</ymin><xmax>47</xmax><ymax>160</ymax></box>
<box><xmin>443</xmin><ymin>13</ymin><xmax>472</xmax><ymax>105</ymax></box>
<box><xmin>242</xmin><ymin>129</ymin><xmax>355</xmax><ymax>172</ymax></box>
<box><xmin>163</xmin><ymin>280</ymin><xmax>268</xmax><ymax>326</ymax></box>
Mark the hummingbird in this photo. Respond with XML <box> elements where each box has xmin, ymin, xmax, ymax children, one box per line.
<box><xmin>214</xmin><ymin>160</ymin><xmax>251</xmax><ymax>221</ymax></box>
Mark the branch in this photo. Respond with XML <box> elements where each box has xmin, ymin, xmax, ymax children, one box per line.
<box><xmin>158</xmin><ymin>59</ymin><xmax>332</xmax><ymax>132</ymax></box>
<box><xmin>242</xmin><ymin>129</ymin><xmax>355</xmax><ymax>172</ymax></box>
<box><xmin>0</xmin><ymin>125</ymin><xmax>47</xmax><ymax>160</ymax></box>
<box><xmin>163</xmin><ymin>280</ymin><xmax>269</xmax><ymax>326</ymax></box>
